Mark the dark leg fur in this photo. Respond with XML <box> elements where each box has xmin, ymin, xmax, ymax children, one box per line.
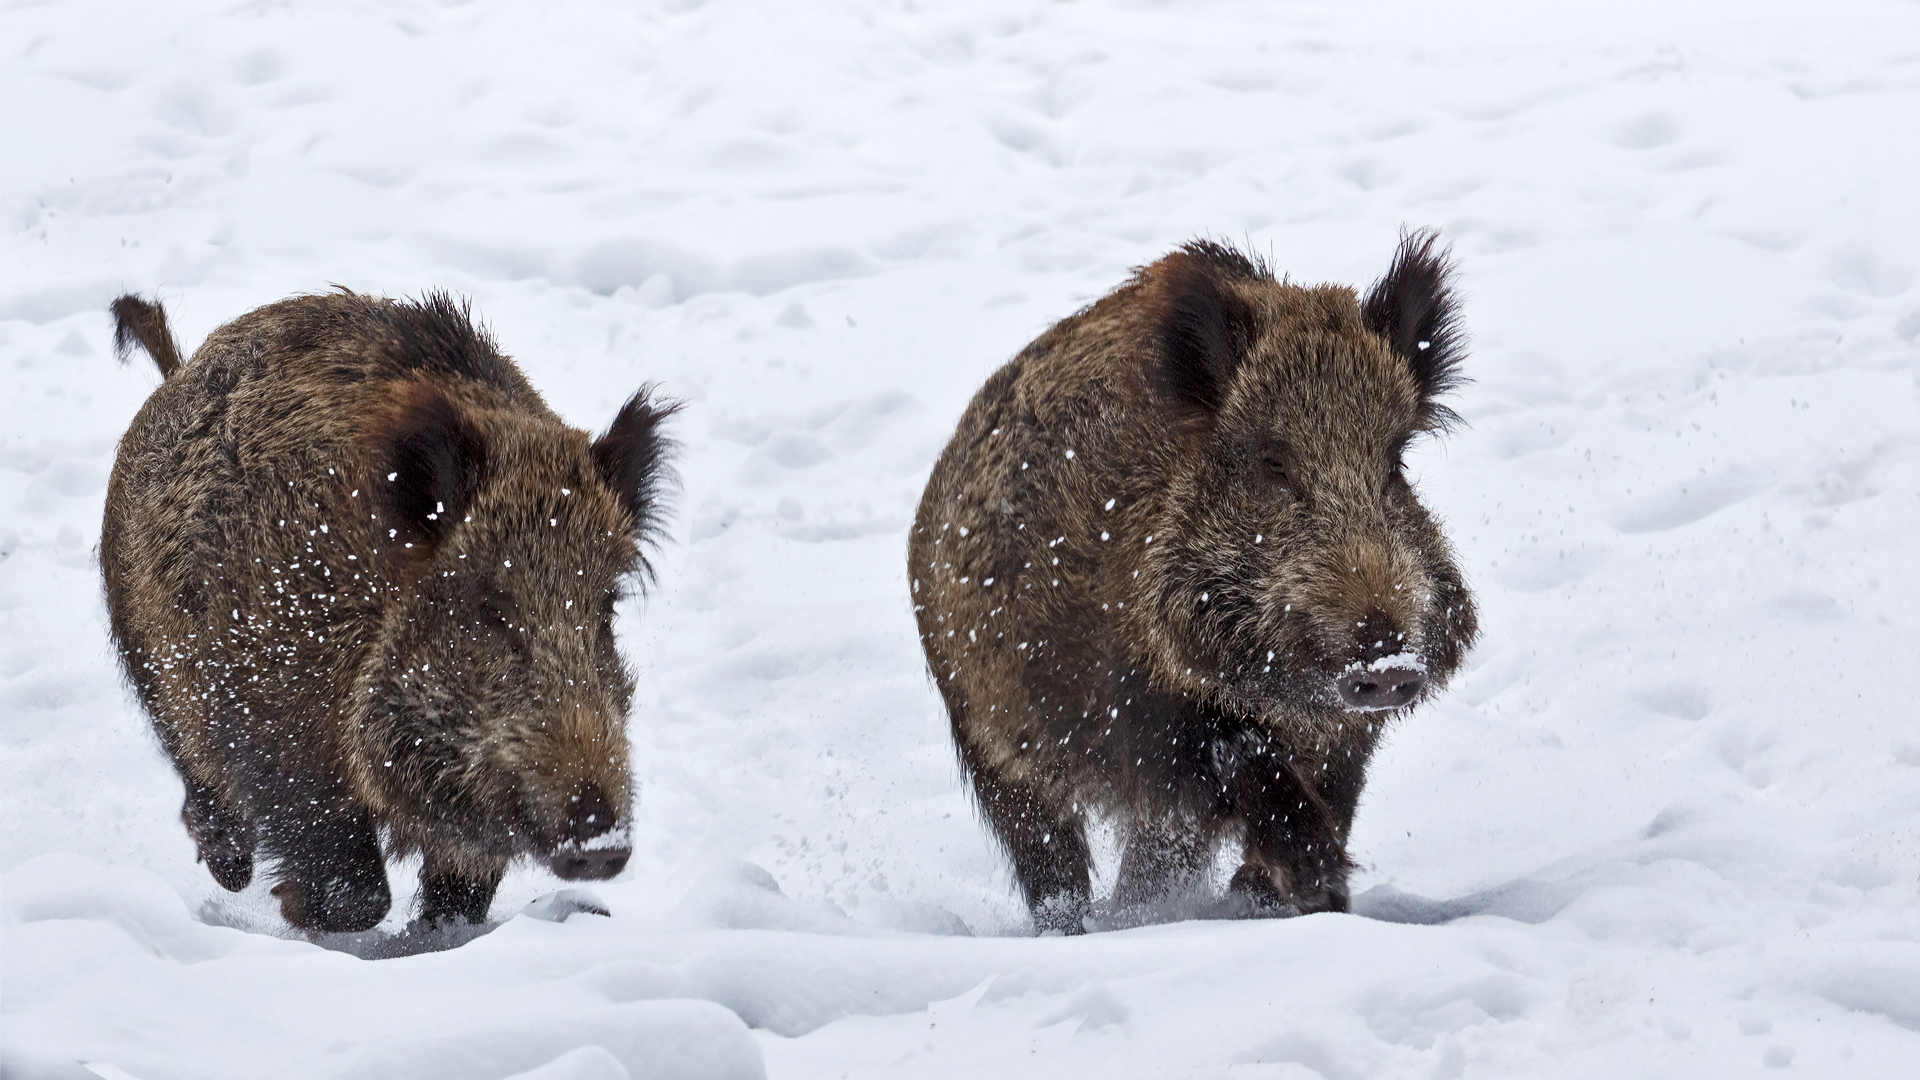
<box><xmin>1217</xmin><ymin>735</ymin><xmax>1351</xmax><ymax>915</ymax></box>
<box><xmin>1313</xmin><ymin>730</ymin><xmax>1379</xmax><ymax>842</ymax></box>
<box><xmin>181</xmin><ymin>777</ymin><xmax>254</xmax><ymax>892</ymax></box>
<box><xmin>1112</xmin><ymin>817</ymin><xmax>1214</xmax><ymax>911</ymax></box>
<box><xmin>267</xmin><ymin>806</ymin><xmax>391</xmax><ymax>933</ymax></box>
<box><xmin>971</xmin><ymin>768</ymin><xmax>1092</xmax><ymax>934</ymax></box>
<box><xmin>417</xmin><ymin>856</ymin><xmax>506</xmax><ymax>927</ymax></box>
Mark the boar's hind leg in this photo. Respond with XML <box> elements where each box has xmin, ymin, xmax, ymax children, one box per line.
<box><xmin>971</xmin><ymin>768</ymin><xmax>1092</xmax><ymax>934</ymax></box>
<box><xmin>181</xmin><ymin>777</ymin><xmax>254</xmax><ymax>891</ymax></box>
<box><xmin>1219</xmin><ymin>740</ymin><xmax>1351</xmax><ymax>916</ymax></box>
<box><xmin>417</xmin><ymin>854</ymin><xmax>507</xmax><ymax>927</ymax></box>
<box><xmin>267</xmin><ymin>806</ymin><xmax>391</xmax><ymax>934</ymax></box>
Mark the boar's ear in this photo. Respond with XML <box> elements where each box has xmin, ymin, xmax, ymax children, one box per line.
<box><xmin>591</xmin><ymin>386</ymin><xmax>681</xmax><ymax>549</ymax></box>
<box><xmin>379</xmin><ymin>379</ymin><xmax>488</xmax><ymax>548</ymax></box>
<box><xmin>1362</xmin><ymin>229</ymin><xmax>1468</xmax><ymax>428</ymax></box>
<box><xmin>1148</xmin><ymin>242</ymin><xmax>1261</xmax><ymax>419</ymax></box>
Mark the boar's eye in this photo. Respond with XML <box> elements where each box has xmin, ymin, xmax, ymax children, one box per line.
<box><xmin>479</xmin><ymin>600</ymin><xmax>513</xmax><ymax>632</ymax></box>
<box><xmin>1385</xmin><ymin>438</ymin><xmax>1413</xmax><ymax>494</ymax></box>
<box><xmin>1262</xmin><ymin>455</ymin><xmax>1292</xmax><ymax>491</ymax></box>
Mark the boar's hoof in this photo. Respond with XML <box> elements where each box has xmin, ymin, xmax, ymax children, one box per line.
<box><xmin>1302</xmin><ymin>879</ymin><xmax>1351</xmax><ymax>915</ymax></box>
<box><xmin>272</xmin><ymin>873</ymin><xmax>392</xmax><ymax>934</ymax></box>
<box><xmin>1336</xmin><ymin>666</ymin><xmax>1426</xmax><ymax>711</ymax></box>
<box><xmin>1030</xmin><ymin>893</ymin><xmax>1091</xmax><ymax>936</ymax></box>
<box><xmin>1228</xmin><ymin>863</ymin><xmax>1294</xmax><ymax>918</ymax></box>
<box><xmin>199</xmin><ymin>841</ymin><xmax>255</xmax><ymax>894</ymax></box>
<box><xmin>419</xmin><ymin>872</ymin><xmax>501</xmax><ymax>927</ymax></box>
<box><xmin>1229</xmin><ymin>863</ymin><xmax>1350</xmax><ymax>918</ymax></box>
<box><xmin>548</xmin><ymin>845</ymin><xmax>631</xmax><ymax>882</ymax></box>
<box><xmin>181</xmin><ymin>787</ymin><xmax>254</xmax><ymax>892</ymax></box>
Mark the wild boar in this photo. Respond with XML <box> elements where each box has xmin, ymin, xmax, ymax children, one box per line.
<box><xmin>102</xmin><ymin>290</ymin><xmax>676</xmax><ymax>932</ymax></box>
<box><xmin>910</xmin><ymin>232</ymin><xmax>1478</xmax><ymax>932</ymax></box>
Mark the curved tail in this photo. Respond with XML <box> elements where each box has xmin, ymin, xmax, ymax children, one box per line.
<box><xmin>110</xmin><ymin>294</ymin><xmax>184</xmax><ymax>379</ymax></box>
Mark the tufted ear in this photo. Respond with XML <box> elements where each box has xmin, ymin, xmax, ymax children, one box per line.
<box><xmin>1362</xmin><ymin>229</ymin><xmax>1468</xmax><ymax>429</ymax></box>
<box><xmin>1147</xmin><ymin>241</ymin><xmax>1263</xmax><ymax>418</ymax></box>
<box><xmin>591</xmin><ymin>386</ymin><xmax>681</xmax><ymax>551</ymax></box>
<box><xmin>377</xmin><ymin>378</ymin><xmax>488</xmax><ymax>550</ymax></box>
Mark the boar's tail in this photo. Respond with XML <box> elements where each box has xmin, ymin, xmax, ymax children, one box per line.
<box><xmin>110</xmin><ymin>294</ymin><xmax>185</xmax><ymax>380</ymax></box>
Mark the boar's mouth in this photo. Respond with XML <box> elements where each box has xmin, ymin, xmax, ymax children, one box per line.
<box><xmin>548</xmin><ymin>827</ymin><xmax>633</xmax><ymax>881</ymax></box>
<box><xmin>1205</xmin><ymin>633</ymin><xmax>1431</xmax><ymax>717</ymax></box>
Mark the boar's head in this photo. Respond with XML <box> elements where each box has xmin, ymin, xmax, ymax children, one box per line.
<box><xmin>1136</xmin><ymin>232</ymin><xmax>1479</xmax><ymax>719</ymax></box>
<box><xmin>351</xmin><ymin>380</ymin><xmax>677</xmax><ymax>881</ymax></box>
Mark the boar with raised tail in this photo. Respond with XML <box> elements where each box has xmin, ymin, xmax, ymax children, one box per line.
<box><xmin>103</xmin><ymin>291</ymin><xmax>677</xmax><ymax>933</ymax></box>
<box><xmin>910</xmin><ymin>232</ymin><xmax>1478</xmax><ymax>933</ymax></box>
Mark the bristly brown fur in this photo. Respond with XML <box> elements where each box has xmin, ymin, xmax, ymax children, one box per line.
<box><xmin>101</xmin><ymin>290</ymin><xmax>678</xmax><ymax>933</ymax></box>
<box><xmin>111</xmin><ymin>294</ymin><xmax>185</xmax><ymax>379</ymax></box>
<box><xmin>910</xmin><ymin>234</ymin><xmax>1479</xmax><ymax>933</ymax></box>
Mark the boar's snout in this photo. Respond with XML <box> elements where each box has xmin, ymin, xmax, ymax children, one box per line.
<box><xmin>547</xmin><ymin>782</ymin><xmax>631</xmax><ymax>881</ymax></box>
<box><xmin>1335</xmin><ymin>663</ymin><xmax>1426</xmax><ymax>711</ymax></box>
<box><xmin>1327</xmin><ymin>607</ymin><xmax>1427</xmax><ymax>711</ymax></box>
<box><xmin>549</xmin><ymin>846</ymin><xmax>630</xmax><ymax>881</ymax></box>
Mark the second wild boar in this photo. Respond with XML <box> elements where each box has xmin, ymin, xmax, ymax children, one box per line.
<box><xmin>909</xmin><ymin>232</ymin><xmax>1479</xmax><ymax>932</ymax></box>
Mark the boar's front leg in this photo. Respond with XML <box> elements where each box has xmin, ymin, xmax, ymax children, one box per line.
<box><xmin>969</xmin><ymin>766</ymin><xmax>1092</xmax><ymax>934</ymax></box>
<box><xmin>1310</xmin><ymin>728</ymin><xmax>1380</xmax><ymax>844</ymax></box>
<box><xmin>417</xmin><ymin>853</ymin><xmax>507</xmax><ymax>927</ymax></box>
<box><xmin>181</xmin><ymin>776</ymin><xmax>254</xmax><ymax>892</ymax></box>
<box><xmin>1213</xmin><ymin>732</ymin><xmax>1351</xmax><ymax>915</ymax></box>
<box><xmin>266</xmin><ymin>802</ymin><xmax>391</xmax><ymax>934</ymax></box>
<box><xmin>1112</xmin><ymin>816</ymin><xmax>1215</xmax><ymax>914</ymax></box>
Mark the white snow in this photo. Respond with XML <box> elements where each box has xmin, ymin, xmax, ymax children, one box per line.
<box><xmin>1346</xmin><ymin>652</ymin><xmax>1428</xmax><ymax>675</ymax></box>
<box><xmin>4</xmin><ymin>0</ymin><xmax>1919</xmax><ymax>1078</ymax></box>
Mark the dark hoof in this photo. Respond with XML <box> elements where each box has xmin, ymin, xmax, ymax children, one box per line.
<box><xmin>273</xmin><ymin>873</ymin><xmax>392</xmax><ymax>933</ymax></box>
<box><xmin>1228</xmin><ymin>864</ymin><xmax>1291</xmax><ymax>917</ymax></box>
<box><xmin>419</xmin><ymin>872</ymin><xmax>500</xmax><ymax>926</ymax></box>
<box><xmin>1229</xmin><ymin>863</ymin><xmax>1348</xmax><ymax>917</ymax></box>
<box><xmin>181</xmin><ymin>788</ymin><xmax>254</xmax><ymax>892</ymax></box>
<box><xmin>199</xmin><ymin>840</ymin><xmax>254</xmax><ymax>893</ymax></box>
<box><xmin>1316</xmin><ymin>884</ymin><xmax>1351</xmax><ymax>915</ymax></box>
<box><xmin>1030</xmin><ymin>893</ymin><xmax>1090</xmax><ymax>936</ymax></box>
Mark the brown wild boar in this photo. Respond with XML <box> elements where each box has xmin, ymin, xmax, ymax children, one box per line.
<box><xmin>103</xmin><ymin>291</ymin><xmax>676</xmax><ymax>933</ymax></box>
<box><xmin>910</xmin><ymin>232</ymin><xmax>1478</xmax><ymax>932</ymax></box>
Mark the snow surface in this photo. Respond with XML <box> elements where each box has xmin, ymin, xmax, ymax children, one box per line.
<box><xmin>4</xmin><ymin>0</ymin><xmax>1919</xmax><ymax>1077</ymax></box>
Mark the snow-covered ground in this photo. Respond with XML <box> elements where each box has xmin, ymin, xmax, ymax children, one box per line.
<box><xmin>4</xmin><ymin>0</ymin><xmax>1919</xmax><ymax>1076</ymax></box>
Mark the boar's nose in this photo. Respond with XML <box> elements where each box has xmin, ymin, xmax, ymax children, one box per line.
<box><xmin>1336</xmin><ymin>666</ymin><xmax>1426</xmax><ymax>711</ymax></box>
<box><xmin>565</xmin><ymin>783</ymin><xmax>616</xmax><ymax>843</ymax></box>
<box><xmin>548</xmin><ymin>783</ymin><xmax>631</xmax><ymax>881</ymax></box>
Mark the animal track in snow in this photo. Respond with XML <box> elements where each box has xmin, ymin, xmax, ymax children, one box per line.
<box><xmin>1614</xmin><ymin>470</ymin><xmax>1760</xmax><ymax>534</ymax></box>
